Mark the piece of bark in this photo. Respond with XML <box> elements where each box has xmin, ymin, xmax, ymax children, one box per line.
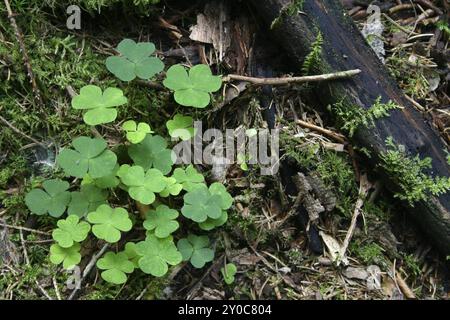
<box><xmin>189</xmin><ymin>0</ymin><xmax>231</xmax><ymax>61</ymax></box>
<box><xmin>250</xmin><ymin>0</ymin><xmax>450</xmax><ymax>255</ymax></box>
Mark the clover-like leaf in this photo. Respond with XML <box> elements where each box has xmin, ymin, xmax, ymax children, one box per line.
<box><xmin>181</xmin><ymin>185</ymin><xmax>222</xmax><ymax>223</ymax></box>
<box><xmin>199</xmin><ymin>210</ymin><xmax>228</xmax><ymax>231</ymax></box>
<box><xmin>166</xmin><ymin>114</ymin><xmax>196</xmax><ymax>140</ymax></box>
<box><xmin>72</xmin><ymin>85</ymin><xmax>127</xmax><ymax>125</ymax></box>
<box><xmin>124</xmin><ymin>242</ymin><xmax>141</xmax><ymax>268</ymax></box>
<box><xmin>52</xmin><ymin>215</ymin><xmax>91</xmax><ymax>248</ymax></box>
<box><xmin>57</xmin><ymin>136</ymin><xmax>117</xmax><ymax>179</ymax></box>
<box><xmin>49</xmin><ymin>243</ymin><xmax>81</xmax><ymax>269</ymax></box>
<box><xmin>96</xmin><ymin>251</ymin><xmax>135</xmax><ymax>285</ymax></box>
<box><xmin>209</xmin><ymin>182</ymin><xmax>233</xmax><ymax>210</ymax></box>
<box><xmin>221</xmin><ymin>263</ymin><xmax>237</xmax><ymax>285</ymax></box>
<box><xmin>163</xmin><ymin>64</ymin><xmax>222</xmax><ymax>108</ymax></box>
<box><xmin>128</xmin><ymin>135</ymin><xmax>174</xmax><ymax>174</ymax></box>
<box><xmin>136</xmin><ymin>234</ymin><xmax>182</xmax><ymax>277</ymax></box>
<box><xmin>87</xmin><ymin>204</ymin><xmax>132</xmax><ymax>243</ymax></box>
<box><xmin>143</xmin><ymin>205</ymin><xmax>179</xmax><ymax>238</ymax></box>
<box><xmin>177</xmin><ymin>234</ymin><xmax>214</xmax><ymax>268</ymax></box>
<box><xmin>117</xmin><ymin>164</ymin><xmax>167</xmax><ymax>205</ymax></box>
<box><xmin>159</xmin><ymin>177</ymin><xmax>182</xmax><ymax>198</ymax></box>
<box><xmin>68</xmin><ymin>184</ymin><xmax>108</xmax><ymax>217</ymax></box>
<box><xmin>82</xmin><ymin>164</ymin><xmax>120</xmax><ymax>189</ymax></box>
<box><xmin>122</xmin><ymin>120</ymin><xmax>154</xmax><ymax>144</ymax></box>
<box><xmin>172</xmin><ymin>165</ymin><xmax>205</xmax><ymax>192</ymax></box>
<box><xmin>106</xmin><ymin>39</ymin><xmax>164</xmax><ymax>82</ymax></box>
<box><xmin>25</xmin><ymin>179</ymin><xmax>71</xmax><ymax>217</ymax></box>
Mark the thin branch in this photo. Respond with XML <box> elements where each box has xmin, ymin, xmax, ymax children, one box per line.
<box><xmin>68</xmin><ymin>243</ymin><xmax>109</xmax><ymax>300</ymax></box>
<box><xmin>296</xmin><ymin>119</ymin><xmax>347</xmax><ymax>144</ymax></box>
<box><xmin>0</xmin><ymin>222</ymin><xmax>51</xmax><ymax>235</ymax></box>
<box><xmin>4</xmin><ymin>0</ymin><xmax>44</xmax><ymax>108</ymax></box>
<box><xmin>0</xmin><ymin>114</ymin><xmax>44</xmax><ymax>146</ymax></box>
<box><xmin>222</xmin><ymin>69</ymin><xmax>361</xmax><ymax>85</ymax></box>
<box><xmin>337</xmin><ymin>174</ymin><xmax>372</xmax><ymax>265</ymax></box>
<box><xmin>395</xmin><ymin>271</ymin><xmax>417</xmax><ymax>299</ymax></box>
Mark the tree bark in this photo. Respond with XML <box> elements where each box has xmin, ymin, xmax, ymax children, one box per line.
<box><xmin>250</xmin><ymin>0</ymin><xmax>450</xmax><ymax>255</ymax></box>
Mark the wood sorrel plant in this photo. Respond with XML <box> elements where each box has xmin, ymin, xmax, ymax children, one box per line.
<box><xmin>25</xmin><ymin>39</ymin><xmax>233</xmax><ymax>285</ymax></box>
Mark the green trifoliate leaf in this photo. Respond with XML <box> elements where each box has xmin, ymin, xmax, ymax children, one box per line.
<box><xmin>122</xmin><ymin>120</ymin><xmax>153</xmax><ymax>144</ymax></box>
<box><xmin>143</xmin><ymin>205</ymin><xmax>179</xmax><ymax>238</ymax></box>
<box><xmin>87</xmin><ymin>204</ymin><xmax>132</xmax><ymax>243</ymax></box>
<box><xmin>172</xmin><ymin>165</ymin><xmax>205</xmax><ymax>192</ymax></box>
<box><xmin>177</xmin><ymin>234</ymin><xmax>214</xmax><ymax>268</ymax></box>
<box><xmin>124</xmin><ymin>242</ymin><xmax>141</xmax><ymax>268</ymax></box>
<box><xmin>49</xmin><ymin>243</ymin><xmax>81</xmax><ymax>270</ymax></box>
<box><xmin>163</xmin><ymin>64</ymin><xmax>222</xmax><ymax>108</ymax></box>
<box><xmin>159</xmin><ymin>177</ymin><xmax>182</xmax><ymax>197</ymax></box>
<box><xmin>117</xmin><ymin>164</ymin><xmax>167</xmax><ymax>205</ymax></box>
<box><xmin>181</xmin><ymin>185</ymin><xmax>222</xmax><ymax>223</ymax></box>
<box><xmin>136</xmin><ymin>234</ymin><xmax>182</xmax><ymax>277</ymax></box>
<box><xmin>106</xmin><ymin>39</ymin><xmax>164</xmax><ymax>82</ymax></box>
<box><xmin>57</xmin><ymin>136</ymin><xmax>117</xmax><ymax>179</ymax></box>
<box><xmin>166</xmin><ymin>114</ymin><xmax>195</xmax><ymax>140</ymax></box>
<box><xmin>68</xmin><ymin>184</ymin><xmax>108</xmax><ymax>217</ymax></box>
<box><xmin>52</xmin><ymin>215</ymin><xmax>91</xmax><ymax>248</ymax></box>
<box><xmin>209</xmin><ymin>182</ymin><xmax>233</xmax><ymax>210</ymax></box>
<box><xmin>128</xmin><ymin>135</ymin><xmax>174</xmax><ymax>174</ymax></box>
<box><xmin>198</xmin><ymin>210</ymin><xmax>228</xmax><ymax>231</ymax></box>
<box><xmin>71</xmin><ymin>85</ymin><xmax>127</xmax><ymax>126</ymax></box>
<box><xmin>25</xmin><ymin>179</ymin><xmax>71</xmax><ymax>217</ymax></box>
<box><xmin>221</xmin><ymin>263</ymin><xmax>237</xmax><ymax>285</ymax></box>
<box><xmin>96</xmin><ymin>251</ymin><xmax>135</xmax><ymax>285</ymax></box>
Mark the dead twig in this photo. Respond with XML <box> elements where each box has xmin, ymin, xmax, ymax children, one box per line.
<box><xmin>222</xmin><ymin>69</ymin><xmax>361</xmax><ymax>85</ymax></box>
<box><xmin>0</xmin><ymin>222</ymin><xmax>51</xmax><ymax>235</ymax></box>
<box><xmin>296</xmin><ymin>119</ymin><xmax>347</xmax><ymax>144</ymax></box>
<box><xmin>4</xmin><ymin>0</ymin><xmax>44</xmax><ymax>108</ymax></box>
<box><xmin>68</xmin><ymin>243</ymin><xmax>109</xmax><ymax>300</ymax></box>
<box><xmin>0</xmin><ymin>114</ymin><xmax>44</xmax><ymax>147</ymax></box>
<box><xmin>337</xmin><ymin>174</ymin><xmax>372</xmax><ymax>265</ymax></box>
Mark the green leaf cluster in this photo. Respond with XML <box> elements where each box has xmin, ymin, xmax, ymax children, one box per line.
<box><xmin>163</xmin><ymin>64</ymin><xmax>222</xmax><ymax>108</ymax></box>
<box><xmin>177</xmin><ymin>234</ymin><xmax>214</xmax><ymax>268</ymax></box>
<box><xmin>25</xmin><ymin>38</ymin><xmax>235</xmax><ymax>286</ymax></box>
<box><xmin>72</xmin><ymin>85</ymin><xmax>127</xmax><ymax>125</ymax></box>
<box><xmin>57</xmin><ymin>136</ymin><xmax>117</xmax><ymax>178</ymax></box>
<box><xmin>106</xmin><ymin>39</ymin><xmax>164</xmax><ymax>82</ymax></box>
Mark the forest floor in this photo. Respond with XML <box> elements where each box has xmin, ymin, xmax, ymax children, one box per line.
<box><xmin>0</xmin><ymin>0</ymin><xmax>449</xmax><ymax>300</ymax></box>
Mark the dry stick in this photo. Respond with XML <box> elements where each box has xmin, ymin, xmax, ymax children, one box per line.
<box><xmin>0</xmin><ymin>115</ymin><xmax>44</xmax><ymax>146</ymax></box>
<box><xmin>395</xmin><ymin>271</ymin><xmax>417</xmax><ymax>299</ymax></box>
<box><xmin>53</xmin><ymin>276</ymin><xmax>62</xmax><ymax>300</ymax></box>
<box><xmin>0</xmin><ymin>222</ymin><xmax>51</xmax><ymax>235</ymax></box>
<box><xmin>68</xmin><ymin>243</ymin><xmax>110</xmax><ymax>300</ymax></box>
<box><xmin>4</xmin><ymin>0</ymin><xmax>44</xmax><ymax>108</ymax></box>
<box><xmin>296</xmin><ymin>119</ymin><xmax>347</xmax><ymax>144</ymax></box>
<box><xmin>337</xmin><ymin>174</ymin><xmax>372</xmax><ymax>265</ymax></box>
<box><xmin>222</xmin><ymin>69</ymin><xmax>361</xmax><ymax>85</ymax></box>
<box><xmin>415</xmin><ymin>0</ymin><xmax>443</xmax><ymax>15</ymax></box>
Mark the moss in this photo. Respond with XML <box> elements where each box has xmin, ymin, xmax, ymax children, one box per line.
<box><xmin>350</xmin><ymin>241</ymin><xmax>386</xmax><ymax>265</ymax></box>
<box><xmin>329</xmin><ymin>97</ymin><xmax>400</xmax><ymax>137</ymax></box>
<box><xmin>401</xmin><ymin>253</ymin><xmax>421</xmax><ymax>278</ymax></box>
<box><xmin>378</xmin><ymin>137</ymin><xmax>450</xmax><ymax>205</ymax></box>
<box><xmin>281</xmin><ymin>129</ymin><xmax>359</xmax><ymax>216</ymax></box>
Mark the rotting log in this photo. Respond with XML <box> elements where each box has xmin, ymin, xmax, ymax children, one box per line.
<box><xmin>250</xmin><ymin>0</ymin><xmax>450</xmax><ymax>255</ymax></box>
